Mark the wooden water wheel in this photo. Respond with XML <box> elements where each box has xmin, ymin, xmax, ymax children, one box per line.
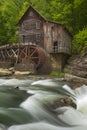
<box><xmin>19</xmin><ymin>45</ymin><xmax>45</xmax><ymax>68</ymax></box>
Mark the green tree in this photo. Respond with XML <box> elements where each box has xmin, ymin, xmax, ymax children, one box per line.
<box><xmin>0</xmin><ymin>0</ymin><xmax>87</xmax><ymax>54</ymax></box>
<box><xmin>0</xmin><ymin>0</ymin><xmax>29</xmax><ymax>44</ymax></box>
<box><xmin>74</xmin><ymin>0</ymin><xmax>87</xmax><ymax>32</ymax></box>
<box><xmin>72</xmin><ymin>28</ymin><xmax>87</xmax><ymax>54</ymax></box>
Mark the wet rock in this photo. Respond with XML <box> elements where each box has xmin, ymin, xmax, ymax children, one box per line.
<box><xmin>65</xmin><ymin>53</ymin><xmax>87</xmax><ymax>79</ymax></box>
<box><xmin>14</xmin><ymin>71</ymin><xmax>31</xmax><ymax>76</ymax></box>
<box><xmin>48</xmin><ymin>97</ymin><xmax>76</xmax><ymax>110</ymax></box>
<box><xmin>8</xmin><ymin>67</ymin><xmax>14</xmax><ymax>71</ymax></box>
<box><xmin>0</xmin><ymin>68</ymin><xmax>12</xmax><ymax>76</ymax></box>
<box><xmin>65</xmin><ymin>73</ymin><xmax>87</xmax><ymax>85</ymax></box>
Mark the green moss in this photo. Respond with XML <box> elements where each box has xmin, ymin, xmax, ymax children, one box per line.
<box><xmin>50</xmin><ymin>71</ymin><xmax>65</xmax><ymax>78</ymax></box>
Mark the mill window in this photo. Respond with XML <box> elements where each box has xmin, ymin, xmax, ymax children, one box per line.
<box><xmin>36</xmin><ymin>21</ymin><xmax>41</xmax><ymax>29</ymax></box>
<box><xmin>29</xmin><ymin>11</ymin><xmax>33</xmax><ymax>16</ymax></box>
<box><xmin>36</xmin><ymin>34</ymin><xmax>41</xmax><ymax>42</ymax></box>
<box><xmin>53</xmin><ymin>41</ymin><xmax>58</xmax><ymax>53</ymax></box>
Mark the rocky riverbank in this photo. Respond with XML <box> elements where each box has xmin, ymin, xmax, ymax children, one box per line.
<box><xmin>0</xmin><ymin>52</ymin><xmax>86</xmax><ymax>85</ymax></box>
<box><xmin>65</xmin><ymin>53</ymin><xmax>87</xmax><ymax>78</ymax></box>
<box><xmin>0</xmin><ymin>67</ymin><xmax>86</xmax><ymax>85</ymax></box>
<box><xmin>64</xmin><ymin>52</ymin><xmax>87</xmax><ymax>85</ymax></box>
<box><xmin>0</xmin><ymin>68</ymin><xmax>48</xmax><ymax>80</ymax></box>
<box><xmin>0</xmin><ymin>68</ymin><xmax>31</xmax><ymax>76</ymax></box>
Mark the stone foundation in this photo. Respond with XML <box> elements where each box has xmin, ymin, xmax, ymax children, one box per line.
<box><xmin>50</xmin><ymin>53</ymin><xmax>69</xmax><ymax>72</ymax></box>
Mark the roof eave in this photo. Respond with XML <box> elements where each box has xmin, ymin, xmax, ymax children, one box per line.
<box><xmin>17</xmin><ymin>5</ymin><xmax>47</xmax><ymax>25</ymax></box>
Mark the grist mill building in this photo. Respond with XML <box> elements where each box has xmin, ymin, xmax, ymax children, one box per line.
<box><xmin>17</xmin><ymin>6</ymin><xmax>72</xmax><ymax>73</ymax></box>
<box><xmin>0</xmin><ymin>6</ymin><xmax>72</xmax><ymax>74</ymax></box>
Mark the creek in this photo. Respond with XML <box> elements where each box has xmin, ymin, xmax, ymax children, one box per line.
<box><xmin>0</xmin><ymin>77</ymin><xmax>87</xmax><ymax>130</ymax></box>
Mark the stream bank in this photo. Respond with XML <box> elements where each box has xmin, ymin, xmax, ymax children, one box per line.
<box><xmin>65</xmin><ymin>53</ymin><xmax>87</xmax><ymax>78</ymax></box>
<box><xmin>0</xmin><ymin>67</ymin><xmax>86</xmax><ymax>85</ymax></box>
<box><xmin>64</xmin><ymin>52</ymin><xmax>87</xmax><ymax>85</ymax></box>
<box><xmin>0</xmin><ymin>52</ymin><xmax>86</xmax><ymax>85</ymax></box>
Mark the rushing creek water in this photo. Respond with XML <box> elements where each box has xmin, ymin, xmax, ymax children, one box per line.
<box><xmin>0</xmin><ymin>77</ymin><xmax>87</xmax><ymax>130</ymax></box>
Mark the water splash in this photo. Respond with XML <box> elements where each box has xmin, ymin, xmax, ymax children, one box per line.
<box><xmin>31</xmin><ymin>79</ymin><xmax>87</xmax><ymax>115</ymax></box>
<box><xmin>7</xmin><ymin>121</ymin><xmax>87</xmax><ymax>130</ymax></box>
<box><xmin>31</xmin><ymin>79</ymin><xmax>58</xmax><ymax>87</ymax></box>
<box><xmin>56</xmin><ymin>106</ymin><xmax>87</xmax><ymax>126</ymax></box>
<box><xmin>20</xmin><ymin>92</ymin><xmax>66</xmax><ymax>125</ymax></box>
<box><xmin>62</xmin><ymin>85</ymin><xmax>76</xmax><ymax>97</ymax></box>
<box><xmin>75</xmin><ymin>85</ymin><xmax>87</xmax><ymax>113</ymax></box>
<box><xmin>62</xmin><ymin>84</ymin><xmax>87</xmax><ymax>114</ymax></box>
<box><xmin>0</xmin><ymin>124</ymin><xmax>6</xmax><ymax>130</ymax></box>
<box><xmin>0</xmin><ymin>78</ymin><xmax>33</xmax><ymax>89</ymax></box>
<box><xmin>0</xmin><ymin>78</ymin><xmax>87</xmax><ymax>130</ymax></box>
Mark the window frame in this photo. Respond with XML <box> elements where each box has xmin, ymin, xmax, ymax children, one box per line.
<box><xmin>36</xmin><ymin>20</ymin><xmax>41</xmax><ymax>29</ymax></box>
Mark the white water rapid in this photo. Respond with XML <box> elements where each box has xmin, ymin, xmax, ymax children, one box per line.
<box><xmin>0</xmin><ymin>78</ymin><xmax>87</xmax><ymax>130</ymax></box>
<box><xmin>63</xmin><ymin>84</ymin><xmax>87</xmax><ymax>114</ymax></box>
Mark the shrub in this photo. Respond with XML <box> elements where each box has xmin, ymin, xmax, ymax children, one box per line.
<box><xmin>72</xmin><ymin>28</ymin><xmax>87</xmax><ymax>54</ymax></box>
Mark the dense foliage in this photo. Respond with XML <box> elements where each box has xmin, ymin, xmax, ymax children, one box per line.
<box><xmin>72</xmin><ymin>28</ymin><xmax>87</xmax><ymax>54</ymax></box>
<box><xmin>0</xmin><ymin>0</ymin><xmax>87</xmax><ymax>53</ymax></box>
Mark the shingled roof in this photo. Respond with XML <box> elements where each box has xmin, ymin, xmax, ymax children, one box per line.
<box><xmin>18</xmin><ymin>6</ymin><xmax>72</xmax><ymax>37</ymax></box>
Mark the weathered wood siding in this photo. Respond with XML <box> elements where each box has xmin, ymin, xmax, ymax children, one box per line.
<box><xmin>43</xmin><ymin>22</ymin><xmax>71</xmax><ymax>55</ymax></box>
<box><xmin>19</xmin><ymin>8</ymin><xmax>44</xmax><ymax>48</ymax></box>
<box><xmin>18</xmin><ymin>6</ymin><xmax>72</xmax><ymax>56</ymax></box>
<box><xmin>60</xmin><ymin>28</ymin><xmax>71</xmax><ymax>54</ymax></box>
